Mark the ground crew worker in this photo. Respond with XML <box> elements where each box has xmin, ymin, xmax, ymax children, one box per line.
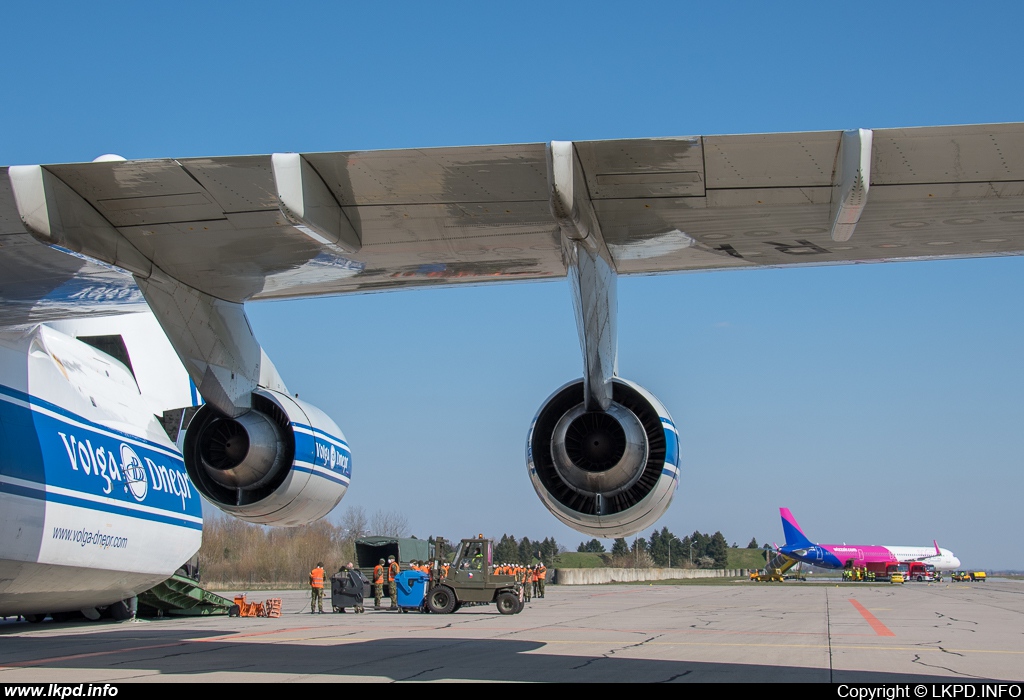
<box><xmin>536</xmin><ymin>562</ymin><xmax>546</xmax><ymax>598</ymax></box>
<box><xmin>373</xmin><ymin>558</ymin><xmax>385</xmax><ymax>610</ymax></box>
<box><xmin>521</xmin><ymin>566</ymin><xmax>531</xmax><ymax>603</ymax></box>
<box><xmin>309</xmin><ymin>561</ymin><xmax>326</xmax><ymax>614</ymax></box>
<box><xmin>387</xmin><ymin>555</ymin><xmax>400</xmax><ymax>610</ymax></box>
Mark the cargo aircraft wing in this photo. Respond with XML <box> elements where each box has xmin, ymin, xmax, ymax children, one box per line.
<box><xmin>3</xmin><ymin>122</ymin><xmax>1024</xmax><ymax>327</ymax></box>
<box><xmin>2</xmin><ymin>122</ymin><xmax>1023</xmax><ymax>543</ymax></box>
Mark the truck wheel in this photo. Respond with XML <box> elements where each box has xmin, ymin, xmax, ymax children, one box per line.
<box><xmin>427</xmin><ymin>587</ymin><xmax>456</xmax><ymax>614</ymax></box>
<box><xmin>496</xmin><ymin>592</ymin><xmax>519</xmax><ymax>615</ymax></box>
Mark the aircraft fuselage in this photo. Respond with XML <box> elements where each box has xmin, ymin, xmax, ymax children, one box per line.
<box><xmin>0</xmin><ymin>322</ymin><xmax>202</xmax><ymax>616</ymax></box>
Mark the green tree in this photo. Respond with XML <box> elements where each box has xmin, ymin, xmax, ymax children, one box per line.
<box><xmin>540</xmin><ymin>537</ymin><xmax>560</xmax><ymax>563</ymax></box>
<box><xmin>648</xmin><ymin>526</ymin><xmax>684</xmax><ymax>567</ymax></box>
<box><xmin>747</xmin><ymin>537</ymin><xmax>759</xmax><ymax>549</ymax></box>
<box><xmin>611</xmin><ymin>538</ymin><xmax>629</xmax><ymax>557</ymax></box>
<box><xmin>689</xmin><ymin>530</ymin><xmax>711</xmax><ymax>562</ymax></box>
<box><xmin>495</xmin><ymin>534</ymin><xmax>518</xmax><ymax>563</ymax></box>
<box><xmin>578</xmin><ymin>538</ymin><xmax>605</xmax><ymax>553</ymax></box>
<box><xmin>709</xmin><ymin>531</ymin><xmax>729</xmax><ymax>568</ymax></box>
<box><xmin>518</xmin><ymin>537</ymin><xmax>534</xmax><ymax>563</ymax></box>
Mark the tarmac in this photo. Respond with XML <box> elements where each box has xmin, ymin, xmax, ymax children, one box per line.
<box><xmin>0</xmin><ymin>578</ymin><xmax>1022</xmax><ymax>683</ymax></box>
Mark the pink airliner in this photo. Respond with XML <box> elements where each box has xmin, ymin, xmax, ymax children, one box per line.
<box><xmin>777</xmin><ymin>508</ymin><xmax>960</xmax><ymax>570</ymax></box>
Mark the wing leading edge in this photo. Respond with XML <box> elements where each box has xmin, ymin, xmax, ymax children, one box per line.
<box><xmin>3</xmin><ymin>122</ymin><xmax>1024</xmax><ymax>326</ymax></box>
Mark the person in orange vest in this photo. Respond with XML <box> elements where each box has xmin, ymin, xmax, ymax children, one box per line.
<box><xmin>387</xmin><ymin>555</ymin><xmax>400</xmax><ymax>611</ymax></box>
<box><xmin>373</xmin><ymin>558</ymin><xmax>385</xmax><ymax>610</ymax></box>
<box><xmin>309</xmin><ymin>561</ymin><xmax>326</xmax><ymax>614</ymax></box>
<box><xmin>536</xmin><ymin>562</ymin><xmax>546</xmax><ymax>598</ymax></box>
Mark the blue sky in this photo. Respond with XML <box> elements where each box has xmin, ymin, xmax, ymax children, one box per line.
<box><xmin>3</xmin><ymin>2</ymin><xmax>1023</xmax><ymax>568</ymax></box>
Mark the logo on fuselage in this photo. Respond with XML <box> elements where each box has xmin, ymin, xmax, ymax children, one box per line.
<box><xmin>56</xmin><ymin>430</ymin><xmax>193</xmax><ymax>511</ymax></box>
<box><xmin>120</xmin><ymin>443</ymin><xmax>148</xmax><ymax>501</ymax></box>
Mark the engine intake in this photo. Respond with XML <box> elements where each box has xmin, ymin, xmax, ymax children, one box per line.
<box><xmin>528</xmin><ymin>378</ymin><xmax>679</xmax><ymax>538</ymax></box>
<box><xmin>183</xmin><ymin>389</ymin><xmax>350</xmax><ymax>526</ymax></box>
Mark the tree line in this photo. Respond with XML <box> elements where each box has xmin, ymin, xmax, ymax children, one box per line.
<box><xmin>492</xmin><ymin>534</ymin><xmax>563</xmax><ymax>565</ymax></box>
<box><xmin>196</xmin><ymin>508</ymin><xmax>567</xmax><ymax>586</ymax></box>
<box><xmin>578</xmin><ymin>527</ymin><xmax>760</xmax><ymax>569</ymax></box>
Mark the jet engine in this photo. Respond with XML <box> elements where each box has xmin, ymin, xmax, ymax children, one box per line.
<box><xmin>182</xmin><ymin>389</ymin><xmax>350</xmax><ymax>526</ymax></box>
<box><xmin>527</xmin><ymin>378</ymin><xmax>679</xmax><ymax>538</ymax></box>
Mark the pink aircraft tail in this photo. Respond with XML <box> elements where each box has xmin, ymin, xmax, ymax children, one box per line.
<box><xmin>779</xmin><ymin>508</ymin><xmax>812</xmax><ymax>548</ymax></box>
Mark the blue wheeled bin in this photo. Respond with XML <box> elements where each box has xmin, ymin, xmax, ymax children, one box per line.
<box><xmin>395</xmin><ymin>570</ymin><xmax>429</xmax><ymax>613</ymax></box>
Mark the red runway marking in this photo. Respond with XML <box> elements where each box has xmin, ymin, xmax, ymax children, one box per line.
<box><xmin>849</xmin><ymin>599</ymin><xmax>895</xmax><ymax>637</ymax></box>
<box><xmin>0</xmin><ymin>625</ymin><xmax>318</xmax><ymax>669</ymax></box>
<box><xmin>0</xmin><ymin>642</ymin><xmax>187</xmax><ymax>669</ymax></box>
<box><xmin>201</xmin><ymin>625</ymin><xmax>316</xmax><ymax>642</ymax></box>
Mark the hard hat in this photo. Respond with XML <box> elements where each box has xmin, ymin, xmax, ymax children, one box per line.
<box><xmin>379</xmin><ymin>558</ymin><xmax>385</xmax><ymax>564</ymax></box>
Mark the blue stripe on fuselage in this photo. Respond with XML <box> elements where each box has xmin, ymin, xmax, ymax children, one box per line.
<box><xmin>0</xmin><ymin>481</ymin><xmax>203</xmax><ymax>530</ymax></box>
<box><xmin>0</xmin><ymin>384</ymin><xmax>179</xmax><ymax>456</ymax></box>
<box><xmin>0</xmin><ymin>383</ymin><xmax>203</xmax><ymax>523</ymax></box>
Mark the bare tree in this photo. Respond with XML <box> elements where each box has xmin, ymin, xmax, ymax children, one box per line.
<box><xmin>370</xmin><ymin>509</ymin><xmax>410</xmax><ymax>538</ymax></box>
<box><xmin>338</xmin><ymin>505</ymin><xmax>369</xmax><ymax>540</ymax></box>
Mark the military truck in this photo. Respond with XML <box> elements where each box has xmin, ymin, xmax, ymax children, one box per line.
<box><xmin>426</xmin><ymin>537</ymin><xmax>523</xmax><ymax>614</ymax></box>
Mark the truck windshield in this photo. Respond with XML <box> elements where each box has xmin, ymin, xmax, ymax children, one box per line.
<box><xmin>451</xmin><ymin>542</ymin><xmax>466</xmax><ymax>569</ymax></box>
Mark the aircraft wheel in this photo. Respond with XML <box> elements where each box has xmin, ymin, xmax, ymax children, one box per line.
<box><xmin>109</xmin><ymin>601</ymin><xmax>133</xmax><ymax>621</ymax></box>
<box><xmin>427</xmin><ymin>587</ymin><xmax>456</xmax><ymax>614</ymax></box>
<box><xmin>23</xmin><ymin>614</ymin><xmax>44</xmax><ymax>623</ymax></box>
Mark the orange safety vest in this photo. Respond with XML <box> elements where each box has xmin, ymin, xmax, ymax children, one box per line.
<box><xmin>310</xmin><ymin>567</ymin><xmax>325</xmax><ymax>589</ymax></box>
<box><xmin>537</xmin><ymin>566</ymin><xmax>546</xmax><ymax>580</ymax></box>
<box><xmin>388</xmin><ymin>561</ymin><xmax>400</xmax><ymax>582</ymax></box>
<box><xmin>373</xmin><ymin>565</ymin><xmax>384</xmax><ymax>584</ymax></box>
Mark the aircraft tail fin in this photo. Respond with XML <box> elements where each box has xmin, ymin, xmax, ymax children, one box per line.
<box><xmin>934</xmin><ymin>539</ymin><xmax>941</xmax><ymax>557</ymax></box>
<box><xmin>780</xmin><ymin>508</ymin><xmax>814</xmax><ymax>549</ymax></box>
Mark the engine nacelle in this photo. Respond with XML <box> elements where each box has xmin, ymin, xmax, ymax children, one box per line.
<box><xmin>182</xmin><ymin>389</ymin><xmax>350</xmax><ymax>526</ymax></box>
<box><xmin>527</xmin><ymin>378</ymin><xmax>679</xmax><ymax>538</ymax></box>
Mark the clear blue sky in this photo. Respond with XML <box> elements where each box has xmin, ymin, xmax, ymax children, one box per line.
<box><xmin>3</xmin><ymin>2</ymin><xmax>1022</xmax><ymax>569</ymax></box>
